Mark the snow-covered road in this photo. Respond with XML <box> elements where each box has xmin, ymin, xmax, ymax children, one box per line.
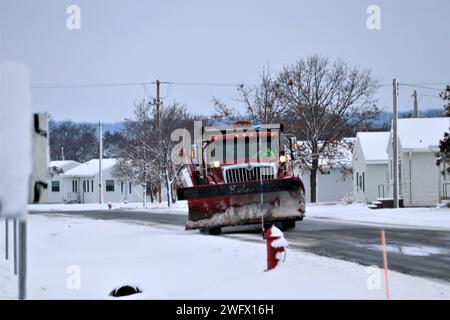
<box><xmin>1</xmin><ymin>214</ymin><xmax>450</xmax><ymax>299</ymax></box>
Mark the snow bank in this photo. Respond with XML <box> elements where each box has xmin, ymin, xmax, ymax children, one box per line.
<box><xmin>1</xmin><ymin>215</ymin><xmax>449</xmax><ymax>299</ymax></box>
<box><xmin>28</xmin><ymin>200</ymin><xmax>188</xmax><ymax>214</ymax></box>
<box><xmin>307</xmin><ymin>203</ymin><xmax>450</xmax><ymax>230</ymax></box>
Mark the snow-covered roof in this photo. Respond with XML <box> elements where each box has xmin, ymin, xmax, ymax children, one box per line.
<box><xmin>49</xmin><ymin>160</ymin><xmax>79</xmax><ymax>169</ymax></box>
<box><xmin>356</xmin><ymin>132</ymin><xmax>390</xmax><ymax>163</ymax></box>
<box><xmin>396</xmin><ymin>118</ymin><xmax>449</xmax><ymax>151</ymax></box>
<box><xmin>64</xmin><ymin>159</ymin><xmax>117</xmax><ymax>177</ymax></box>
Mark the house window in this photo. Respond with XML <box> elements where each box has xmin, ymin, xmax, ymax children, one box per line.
<box><xmin>87</xmin><ymin>180</ymin><xmax>90</xmax><ymax>192</ymax></box>
<box><xmin>91</xmin><ymin>180</ymin><xmax>94</xmax><ymax>192</ymax></box>
<box><xmin>106</xmin><ymin>179</ymin><xmax>115</xmax><ymax>192</ymax></box>
<box><xmin>121</xmin><ymin>181</ymin><xmax>124</xmax><ymax>193</ymax></box>
<box><xmin>51</xmin><ymin>181</ymin><xmax>60</xmax><ymax>192</ymax></box>
<box><xmin>129</xmin><ymin>182</ymin><xmax>132</xmax><ymax>194</ymax></box>
<box><xmin>321</xmin><ymin>170</ymin><xmax>331</xmax><ymax>175</ymax></box>
<box><xmin>362</xmin><ymin>172</ymin><xmax>365</xmax><ymax>192</ymax></box>
<box><xmin>72</xmin><ymin>180</ymin><xmax>78</xmax><ymax>193</ymax></box>
<box><xmin>356</xmin><ymin>173</ymin><xmax>359</xmax><ymax>191</ymax></box>
<box><xmin>83</xmin><ymin>180</ymin><xmax>86</xmax><ymax>193</ymax></box>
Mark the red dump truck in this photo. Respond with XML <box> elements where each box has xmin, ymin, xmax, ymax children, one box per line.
<box><xmin>175</xmin><ymin>122</ymin><xmax>306</xmax><ymax>234</ymax></box>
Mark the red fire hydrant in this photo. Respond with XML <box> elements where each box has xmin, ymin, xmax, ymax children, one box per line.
<box><xmin>264</xmin><ymin>225</ymin><xmax>288</xmax><ymax>271</ymax></box>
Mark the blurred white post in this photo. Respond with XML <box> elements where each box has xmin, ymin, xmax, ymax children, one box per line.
<box><xmin>99</xmin><ymin>121</ymin><xmax>103</xmax><ymax>204</ymax></box>
<box><xmin>4</xmin><ymin>219</ymin><xmax>8</xmax><ymax>260</ymax></box>
<box><xmin>0</xmin><ymin>62</ymin><xmax>33</xmax><ymax>300</ymax></box>
<box><xmin>13</xmin><ymin>219</ymin><xmax>17</xmax><ymax>274</ymax></box>
<box><xmin>18</xmin><ymin>220</ymin><xmax>26</xmax><ymax>300</ymax></box>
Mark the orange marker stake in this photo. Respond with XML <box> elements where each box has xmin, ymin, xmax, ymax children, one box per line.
<box><xmin>380</xmin><ymin>229</ymin><xmax>390</xmax><ymax>300</ymax></box>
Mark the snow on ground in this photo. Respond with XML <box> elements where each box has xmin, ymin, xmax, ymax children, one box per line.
<box><xmin>0</xmin><ymin>257</ymin><xmax>17</xmax><ymax>299</ymax></box>
<box><xmin>1</xmin><ymin>215</ymin><xmax>449</xmax><ymax>299</ymax></box>
<box><xmin>28</xmin><ymin>200</ymin><xmax>188</xmax><ymax>214</ymax></box>
<box><xmin>307</xmin><ymin>203</ymin><xmax>450</xmax><ymax>230</ymax></box>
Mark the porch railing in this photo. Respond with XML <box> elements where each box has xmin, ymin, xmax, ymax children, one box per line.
<box><xmin>442</xmin><ymin>181</ymin><xmax>450</xmax><ymax>200</ymax></box>
<box><xmin>65</xmin><ymin>192</ymin><xmax>79</xmax><ymax>203</ymax></box>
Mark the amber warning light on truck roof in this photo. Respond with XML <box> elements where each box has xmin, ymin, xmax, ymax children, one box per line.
<box><xmin>209</xmin><ymin>131</ymin><xmax>278</xmax><ymax>142</ymax></box>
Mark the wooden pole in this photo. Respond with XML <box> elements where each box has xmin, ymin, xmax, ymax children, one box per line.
<box><xmin>413</xmin><ymin>90</ymin><xmax>419</xmax><ymax>118</ymax></box>
<box><xmin>392</xmin><ymin>79</ymin><xmax>399</xmax><ymax>208</ymax></box>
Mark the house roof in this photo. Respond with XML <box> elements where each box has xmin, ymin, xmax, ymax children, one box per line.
<box><xmin>396</xmin><ymin>118</ymin><xmax>449</xmax><ymax>151</ymax></box>
<box><xmin>49</xmin><ymin>160</ymin><xmax>79</xmax><ymax>169</ymax></box>
<box><xmin>356</xmin><ymin>132</ymin><xmax>390</xmax><ymax>163</ymax></box>
<box><xmin>64</xmin><ymin>159</ymin><xmax>117</xmax><ymax>177</ymax></box>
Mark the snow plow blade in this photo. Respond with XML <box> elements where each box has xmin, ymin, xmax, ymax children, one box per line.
<box><xmin>177</xmin><ymin>178</ymin><xmax>305</xmax><ymax>230</ymax></box>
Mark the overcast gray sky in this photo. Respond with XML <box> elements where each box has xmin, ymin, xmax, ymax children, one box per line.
<box><xmin>1</xmin><ymin>0</ymin><xmax>449</xmax><ymax>122</ymax></box>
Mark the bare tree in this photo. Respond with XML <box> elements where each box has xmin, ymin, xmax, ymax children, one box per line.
<box><xmin>159</xmin><ymin>102</ymin><xmax>193</xmax><ymax>206</ymax></box>
<box><xmin>238</xmin><ymin>67</ymin><xmax>288</xmax><ymax>124</ymax></box>
<box><xmin>113</xmin><ymin>100</ymin><xmax>193</xmax><ymax>207</ymax></box>
<box><xmin>113</xmin><ymin>101</ymin><xmax>156</xmax><ymax>204</ymax></box>
<box><xmin>211</xmin><ymin>97</ymin><xmax>242</xmax><ymax>123</ymax></box>
<box><xmin>212</xmin><ymin>67</ymin><xmax>288</xmax><ymax>124</ymax></box>
<box><xmin>277</xmin><ymin>55</ymin><xmax>380</xmax><ymax>202</ymax></box>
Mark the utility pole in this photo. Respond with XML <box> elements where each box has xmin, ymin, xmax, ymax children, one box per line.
<box><xmin>98</xmin><ymin>121</ymin><xmax>103</xmax><ymax>204</ymax></box>
<box><xmin>156</xmin><ymin>80</ymin><xmax>162</xmax><ymax>203</ymax></box>
<box><xmin>413</xmin><ymin>90</ymin><xmax>419</xmax><ymax>118</ymax></box>
<box><xmin>61</xmin><ymin>146</ymin><xmax>65</xmax><ymax>161</ymax></box>
<box><xmin>156</xmin><ymin>79</ymin><xmax>161</xmax><ymax>147</ymax></box>
<box><xmin>392</xmin><ymin>79</ymin><xmax>399</xmax><ymax>208</ymax></box>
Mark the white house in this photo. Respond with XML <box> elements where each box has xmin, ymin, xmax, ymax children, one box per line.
<box><xmin>48</xmin><ymin>160</ymin><xmax>80</xmax><ymax>203</ymax></box>
<box><xmin>352</xmin><ymin>132</ymin><xmax>390</xmax><ymax>203</ymax></box>
<box><xmin>386</xmin><ymin>117</ymin><xmax>449</xmax><ymax>207</ymax></box>
<box><xmin>61</xmin><ymin>159</ymin><xmax>144</xmax><ymax>204</ymax></box>
<box><xmin>297</xmin><ymin>139</ymin><xmax>354</xmax><ymax>203</ymax></box>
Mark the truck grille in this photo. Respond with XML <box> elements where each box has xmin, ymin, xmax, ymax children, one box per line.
<box><xmin>223</xmin><ymin>166</ymin><xmax>276</xmax><ymax>184</ymax></box>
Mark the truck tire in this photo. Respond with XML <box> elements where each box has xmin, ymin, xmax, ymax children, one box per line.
<box><xmin>280</xmin><ymin>220</ymin><xmax>296</xmax><ymax>231</ymax></box>
<box><xmin>208</xmin><ymin>227</ymin><xmax>222</xmax><ymax>235</ymax></box>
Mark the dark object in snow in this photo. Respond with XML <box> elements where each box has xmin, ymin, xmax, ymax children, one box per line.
<box><xmin>110</xmin><ymin>285</ymin><xmax>142</xmax><ymax>297</ymax></box>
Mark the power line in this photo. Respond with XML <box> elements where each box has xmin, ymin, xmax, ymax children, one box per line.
<box><xmin>420</xmin><ymin>93</ymin><xmax>442</xmax><ymax>98</ymax></box>
<box><xmin>30</xmin><ymin>80</ymin><xmax>449</xmax><ymax>91</ymax></box>
<box><xmin>31</xmin><ymin>80</ymin><xmax>250</xmax><ymax>89</ymax></box>
<box><xmin>165</xmin><ymin>81</ymin><xmax>249</xmax><ymax>87</ymax></box>
<box><xmin>32</xmin><ymin>81</ymin><xmax>155</xmax><ymax>89</ymax></box>
<box><xmin>399</xmin><ymin>83</ymin><xmax>444</xmax><ymax>91</ymax></box>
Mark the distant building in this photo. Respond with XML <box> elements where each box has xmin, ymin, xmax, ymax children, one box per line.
<box><xmin>352</xmin><ymin>132</ymin><xmax>390</xmax><ymax>203</ymax></box>
<box><xmin>47</xmin><ymin>160</ymin><xmax>80</xmax><ymax>203</ymax></box>
<box><xmin>297</xmin><ymin>138</ymin><xmax>354</xmax><ymax>203</ymax></box>
<box><xmin>386</xmin><ymin>118</ymin><xmax>449</xmax><ymax>207</ymax></box>
<box><xmin>49</xmin><ymin>159</ymin><xmax>144</xmax><ymax>204</ymax></box>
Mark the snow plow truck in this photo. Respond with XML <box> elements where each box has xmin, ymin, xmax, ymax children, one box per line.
<box><xmin>175</xmin><ymin>122</ymin><xmax>305</xmax><ymax>235</ymax></box>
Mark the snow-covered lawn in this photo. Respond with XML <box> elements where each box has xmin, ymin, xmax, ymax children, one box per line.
<box><xmin>307</xmin><ymin>203</ymin><xmax>450</xmax><ymax>230</ymax></box>
<box><xmin>28</xmin><ymin>200</ymin><xmax>188</xmax><ymax>214</ymax></box>
<box><xmin>1</xmin><ymin>215</ymin><xmax>449</xmax><ymax>299</ymax></box>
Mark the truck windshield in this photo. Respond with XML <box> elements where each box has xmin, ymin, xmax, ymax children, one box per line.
<box><xmin>205</xmin><ymin>132</ymin><xmax>279</xmax><ymax>165</ymax></box>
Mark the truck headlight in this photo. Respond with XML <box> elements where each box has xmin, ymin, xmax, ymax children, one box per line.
<box><xmin>279</xmin><ymin>155</ymin><xmax>287</xmax><ymax>163</ymax></box>
<box><xmin>213</xmin><ymin>161</ymin><xmax>220</xmax><ymax>168</ymax></box>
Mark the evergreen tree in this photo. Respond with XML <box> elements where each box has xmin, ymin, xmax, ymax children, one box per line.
<box><xmin>436</xmin><ymin>85</ymin><xmax>450</xmax><ymax>175</ymax></box>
